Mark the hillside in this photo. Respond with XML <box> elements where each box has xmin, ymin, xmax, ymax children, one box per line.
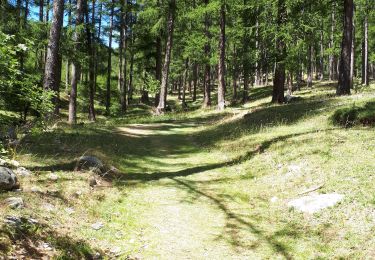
<box><xmin>0</xmin><ymin>81</ymin><xmax>374</xmax><ymax>259</ymax></box>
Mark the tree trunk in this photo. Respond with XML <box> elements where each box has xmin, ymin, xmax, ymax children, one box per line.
<box><xmin>272</xmin><ymin>0</ymin><xmax>286</xmax><ymax>103</ymax></box>
<box><xmin>350</xmin><ymin>6</ymin><xmax>355</xmax><ymax>89</ymax></box>
<box><xmin>329</xmin><ymin>3</ymin><xmax>336</xmax><ymax>81</ymax></box>
<box><xmin>255</xmin><ymin>15</ymin><xmax>260</xmax><ymax>86</ymax></box>
<box><xmin>43</xmin><ymin>0</ymin><xmax>64</xmax><ymax>116</ymax></box>
<box><xmin>68</xmin><ymin>0</ymin><xmax>84</xmax><ymax>124</ymax></box>
<box><xmin>337</xmin><ymin>0</ymin><xmax>353</xmax><ymax>95</ymax></box>
<box><xmin>39</xmin><ymin>0</ymin><xmax>44</xmax><ymax>22</ymax></box>
<box><xmin>157</xmin><ymin>0</ymin><xmax>176</xmax><ymax>113</ymax></box>
<box><xmin>362</xmin><ymin>11</ymin><xmax>369</xmax><ymax>86</ymax></box>
<box><xmin>193</xmin><ymin>63</ymin><xmax>198</xmax><ymax>101</ymax></box>
<box><xmin>182</xmin><ymin>59</ymin><xmax>188</xmax><ymax>107</ymax></box>
<box><xmin>217</xmin><ymin>1</ymin><xmax>226</xmax><ymax>110</ymax></box>
<box><xmin>242</xmin><ymin>0</ymin><xmax>250</xmax><ymax>103</ymax></box>
<box><xmin>85</xmin><ymin>0</ymin><xmax>95</xmax><ymax>121</ymax></box>
<box><xmin>319</xmin><ymin>28</ymin><xmax>324</xmax><ymax>80</ymax></box>
<box><xmin>307</xmin><ymin>44</ymin><xmax>313</xmax><ymax>87</ymax></box>
<box><xmin>119</xmin><ymin>0</ymin><xmax>127</xmax><ymax>113</ymax></box>
<box><xmin>105</xmin><ymin>0</ymin><xmax>114</xmax><ymax>114</ymax></box>
<box><xmin>202</xmin><ymin>0</ymin><xmax>211</xmax><ymax>107</ymax></box>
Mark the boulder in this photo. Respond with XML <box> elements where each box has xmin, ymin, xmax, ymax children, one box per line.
<box><xmin>76</xmin><ymin>156</ymin><xmax>105</xmax><ymax>174</ymax></box>
<box><xmin>0</xmin><ymin>167</ymin><xmax>19</xmax><ymax>191</ymax></box>
<box><xmin>4</xmin><ymin>197</ymin><xmax>24</xmax><ymax>209</ymax></box>
<box><xmin>14</xmin><ymin>167</ymin><xmax>31</xmax><ymax>177</ymax></box>
<box><xmin>288</xmin><ymin>193</ymin><xmax>344</xmax><ymax>214</ymax></box>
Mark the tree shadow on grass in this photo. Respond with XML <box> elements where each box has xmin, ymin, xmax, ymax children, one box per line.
<box><xmin>0</xmin><ymin>216</ymin><xmax>101</xmax><ymax>259</ymax></box>
<box><xmin>194</xmin><ymin>99</ymin><xmax>333</xmax><ymax>147</ymax></box>
<box><xmin>113</xmin><ymin>128</ymin><xmax>335</xmax><ymax>184</ymax></box>
<box><xmin>170</xmin><ymin>178</ymin><xmax>296</xmax><ymax>259</ymax></box>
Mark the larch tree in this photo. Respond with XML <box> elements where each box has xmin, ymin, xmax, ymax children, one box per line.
<box><xmin>43</xmin><ymin>0</ymin><xmax>64</xmax><ymax>115</ymax></box>
<box><xmin>217</xmin><ymin>0</ymin><xmax>226</xmax><ymax>110</ymax></box>
<box><xmin>157</xmin><ymin>0</ymin><xmax>176</xmax><ymax>114</ymax></box>
<box><xmin>68</xmin><ymin>0</ymin><xmax>85</xmax><ymax>124</ymax></box>
<box><xmin>337</xmin><ymin>0</ymin><xmax>354</xmax><ymax>95</ymax></box>
<box><xmin>272</xmin><ymin>0</ymin><xmax>287</xmax><ymax>103</ymax></box>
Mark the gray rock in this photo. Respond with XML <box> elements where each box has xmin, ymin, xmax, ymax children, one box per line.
<box><xmin>0</xmin><ymin>167</ymin><xmax>19</xmax><ymax>191</ymax></box>
<box><xmin>77</xmin><ymin>156</ymin><xmax>105</xmax><ymax>174</ymax></box>
<box><xmin>7</xmin><ymin>160</ymin><xmax>20</xmax><ymax>168</ymax></box>
<box><xmin>0</xmin><ymin>158</ymin><xmax>6</xmax><ymax>166</ymax></box>
<box><xmin>14</xmin><ymin>167</ymin><xmax>31</xmax><ymax>177</ymax></box>
<box><xmin>288</xmin><ymin>193</ymin><xmax>344</xmax><ymax>214</ymax></box>
<box><xmin>48</xmin><ymin>173</ymin><xmax>59</xmax><ymax>181</ymax></box>
<box><xmin>4</xmin><ymin>197</ymin><xmax>24</xmax><ymax>209</ymax></box>
<box><xmin>91</xmin><ymin>221</ymin><xmax>104</xmax><ymax>230</ymax></box>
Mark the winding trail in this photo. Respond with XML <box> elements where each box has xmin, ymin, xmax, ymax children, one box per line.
<box><xmin>115</xmin><ymin>120</ymin><xmax>263</xmax><ymax>259</ymax></box>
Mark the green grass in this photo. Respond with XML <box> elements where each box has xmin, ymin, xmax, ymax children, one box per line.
<box><xmin>1</xmin><ymin>81</ymin><xmax>375</xmax><ymax>259</ymax></box>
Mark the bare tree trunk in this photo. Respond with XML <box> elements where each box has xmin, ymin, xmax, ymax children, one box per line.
<box><xmin>350</xmin><ymin>6</ymin><xmax>355</xmax><ymax>89</ymax></box>
<box><xmin>242</xmin><ymin>0</ymin><xmax>250</xmax><ymax>103</ymax></box>
<box><xmin>202</xmin><ymin>0</ymin><xmax>211</xmax><ymax>107</ymax></box>
<box><xmin>193</xmin><ymin>63</ymin><xmax>198</xmax><ymax>101</ymax></box>
<box><xmin>43</xmin><ymin>0</ymin><xmax>64</xmax><ymax>116</ymax></box>
<box><xmin>105</xmin><ymin>0</ymin><xmax>114</xmax><ymax>114</ymax></box>
<box><xmin>119</xmin><ymin>0</ymin><xmax>127</xmax><ymax>113</ymax></box>
<box><xmin>39</xmin><ymin>0</ymin><xmax>44</xmax><ymax>22</ymax></box>
<box><xmin>255</xmin><ymin>16</ymin><xmax>260</xmax><ymax>85</ymax></box>
<box><xmin>85</xmin><ymin>0</ymin><xmax>95</xmax><ymax>121</ymax></box>
<box><xmin>157</xmin><ymin>0</ymin><xmax>176</xmax><ymax>113</ymax></box>
<box><xmin>232</xmin><ymin>44</ymin><xmax>237</xmax><ymax>101</ymax></box>
<box><xmin>329</xmin><ymin>3</ymin><xmax>336</xmax><ymax>81</ymax></box>
<box><xmin>68</xmin><ymin>0</ymin><xmax>84</xmax><ymax>124</ymax></box>
<box><xmin>217</xmin><ymin>1</ymin><xmax>226</xmax><ymax>110</ymax></box>
<box><xmin>307</xmin><ymin>44</ymin><xmax>313</xmax><ymax>87</ymax></box>
<box><xmin>272</xmin><ymin>0</ymin><xmax>286</xmax><ymax>103</ymax></box>
<box><xmin>320</xmin><ymin>28</ymin><xmax>324</xmax><ymax>80</ymax></box>
<box><xmin>182</xmin><ymin>59</ymin><xmax>188</xmax><ymax>107</ymax></box>
<box><xmin>337</xmin><ymin>0</ymin><xmax>353</xmax><ymax>95</ymax></box>
<box><xmin>287</xmin><ymin>72</ymin><xmax>293</xmax><ymax>95</ymax></box>
<box><xmin>362</xmin><ymin>11</ymin><xmax>369</xmax><ymax>86</ymax></box>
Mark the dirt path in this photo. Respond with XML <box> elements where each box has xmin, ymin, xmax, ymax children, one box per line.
<box><xmin>117</xmin><ymin>123</ymin><xmax>257</xmax><ymax>259</ymax></box>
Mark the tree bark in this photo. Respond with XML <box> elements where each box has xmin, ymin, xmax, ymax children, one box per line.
<box><xmin>307</xmin><ymin>44</ymin><xmax>313</xmax><ymax>87</ymax></box>
<box><xmin>329</xmin><ymin>3</ymin><xmax>337</xmax><ymax>81</ymax></box>
<box><xmin>272</xmin><ymin>0</ymin><xmax>286</xmax><ymax>103</ymax></box>
<box><xmin>68</xmin><ymin>0</ymin><xmax>84</xmax><ymax>124</ymax></box>
<box><xmin>362</xmin><ymin>10</ymin><xmax>369</xmax><ymax>86</ymax></box>
<box><xmin>43</xmin><ymin>0</ymin><xmax>64</xmax><ymax>115</ymax></box>
<box><xmin>193</xmin><ymin>63</ymin><xmax>198</xmax><ymax>101</ymax></box>
<box><xmin>350</xmin><ymin>5</ymin><xmax>355</xmax><ymax>89</ymax></box>
<box><xmin>157</xmin><ymin>0</ymin><xmax>176</xmax><ymax>113</ymax></box>
<box><xmin>242</xmin><ymin>0</ymin><xmax>250</xmax><ymax>103</ymax></box>
<box><xmin>217</xmin><ymin>1</ymin><xmax>226</xmax><ymax>110</ymax></box>
<box><xmin>85</xmin><ymin>0</ymin><xmax>96</xmax><ymax>121</ymax></box>
<box><xmin>337</xmin><ymin>0</ymin><xmax>353</xmax><ymax>95</ymax></box>
<box><xmin>105</xmin><ymin>0</ymin><xmax>114</xmax><ymax>114</ymax></box>
<box><xmin>119</xmin><ymin>0</ymin><xmax>127</xmax><ymax>113</ymax></box>
<box><xmin>202</xmin><ymin>0</ymin><xmax>211</xmax><ymax>107</ymax></box>
<box><xmin>319</xmin><ymin>27</ymin><xmax>324</xmax><ymax>80</ymax></box>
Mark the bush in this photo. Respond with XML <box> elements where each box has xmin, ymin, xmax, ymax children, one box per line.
<box><xmin>0</xmin><ymin>32</ymin><xmax>54</xmax><ymax>120</ymax></box>
<box><xmin>331</xmin><ymin>102</ymin><xmax>375</xmax><ymax>127</ymax></box>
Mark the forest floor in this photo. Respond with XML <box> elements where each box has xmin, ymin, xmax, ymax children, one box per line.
<box><xmin>1</xmin><ymin>81</ymin><xmax>375</xmax><ymax>259</ymax></box>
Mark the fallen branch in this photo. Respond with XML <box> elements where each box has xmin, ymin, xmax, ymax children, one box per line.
<box><xmin>298</xmin><ymin>183</ymin><xmax>325</xmax><ymax>196</ymax></box>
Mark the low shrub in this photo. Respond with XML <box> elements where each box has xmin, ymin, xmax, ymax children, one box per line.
<box><xmin>331</xmin><ymin>102</ymin><xmax>375</xmax><ymax>127</ymax></box>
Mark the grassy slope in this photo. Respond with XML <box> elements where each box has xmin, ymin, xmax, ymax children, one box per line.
<box><xmin>0</xmin><ymin>81</ymin><xmax>375</xmax><ymax>259</ymax></box>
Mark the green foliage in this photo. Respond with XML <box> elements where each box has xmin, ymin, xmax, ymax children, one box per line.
<box><xmin>143</xmin><ymin>72</ymin><xmax>160</xmax><ymax>94</ymax></box>
<box><xmin>0</xmin><ymin>32</ymin><xmax>54</xmax><ymax>118</ymax></box>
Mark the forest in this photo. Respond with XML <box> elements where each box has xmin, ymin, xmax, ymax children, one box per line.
<box><xmin>0</xmin><ymin>0</ymin><xmax>374</xmax><ymax>259</ymax></box>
